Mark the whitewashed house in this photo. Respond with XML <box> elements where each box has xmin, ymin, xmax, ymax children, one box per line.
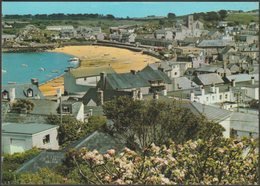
<box><xmin>2</xmin><ymin>123</ymin><xmax>59</xmax><ymax>154</ymax></box>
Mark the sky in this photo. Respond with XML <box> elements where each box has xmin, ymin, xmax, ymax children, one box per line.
<box><xmin>2</xmin><ymin>2</ymin><xmax>259</xmax><ymax>18</ymax></box>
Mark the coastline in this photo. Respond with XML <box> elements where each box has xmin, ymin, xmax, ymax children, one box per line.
<box><xmin>40</xmin><ymin>45</ymin><xmax>159</xmax><ymax>96</ymax></box>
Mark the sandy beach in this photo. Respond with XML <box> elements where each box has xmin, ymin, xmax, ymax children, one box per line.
<box><xmin>39</xmin><ymin>45</ymin><xmax>159</xmax><ymax>96</ymax></box>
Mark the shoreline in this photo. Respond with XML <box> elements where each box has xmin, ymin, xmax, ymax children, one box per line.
<box><xmin>41</xmin><ymin>45</ymin><xmax>159</xmax><ymax>96</ymax></box>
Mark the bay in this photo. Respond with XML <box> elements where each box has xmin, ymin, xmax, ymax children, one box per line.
<box><xmin>2</xmin><ymin>52</ymin><xmax>76</xmax><ymax>85</ymax></box>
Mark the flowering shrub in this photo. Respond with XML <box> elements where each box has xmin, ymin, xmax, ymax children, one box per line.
<box><xmin>71</xmin><ymin>137</ymin><xmax>258</xmax><ymax>185</ymax></box>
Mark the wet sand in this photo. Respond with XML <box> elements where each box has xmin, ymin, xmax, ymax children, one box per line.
<box><xmin>39</xmin><ymin>45</ymin><xmax>158</xmax><ymax>96</ymax></box>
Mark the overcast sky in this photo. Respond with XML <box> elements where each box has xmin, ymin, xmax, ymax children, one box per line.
<box><xmin>3</xmin><ymin>2</ymin><xmax>259</xmax><ymax>18</ymax></box>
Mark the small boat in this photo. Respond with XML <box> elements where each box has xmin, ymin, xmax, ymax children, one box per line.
<box><xmin>39</xmin><ymin>67</ymin><xmax>46</xmax><ymax>71</ymax></box>
<box><xmin>68</xmin><ymin>57</ymin><xmax>79</xmax><ymax>63</ymax></box>
<box><xmin>2</xmin><ymin>69</ymin><xmax>7</xmax><ymax>73</ymax></box>
<box><xmin>21</xmin><ymin>64</ymin><xmax>28</xmax><ymax>67</ymax></box>
<box><xmin>51</xmin><ymin>70</ymin><xmax>59</xmax><ymax>73</ymax></box>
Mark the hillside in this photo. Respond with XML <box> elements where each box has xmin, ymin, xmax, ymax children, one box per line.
<box><xmin>225</xmin><ymin>12</ymin><xmax>259</xmax><ymax>24</ymax></box>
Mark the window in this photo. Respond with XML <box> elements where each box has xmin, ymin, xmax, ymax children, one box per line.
<box><xmin>225</xmin><ymin>94</ymin><xmax>228</xmax><ymax>99</ymax></box>
<box><xmin>174</xmin><ymin>72</ymin><xmax>178</xmax><ymax>76</ymax></box>
<box><xmin>206</xmin><ymin>97</ymin><xmax>209</xmax><ymax>101</ymax></box>
<box><xmin>27</xmin><ymin>88</ymin><xmax>33</xmax><ymax>97</ymax></box>
<box><xmin>62</xmin><ymin>106</ymin><xmax>70</xmax><ymax>113</ymax></box>
<box><xmin>219</xmin><ymin>95</ymin><xmax>222</xmax><ymax>100</ymax></box>
<box><xmin>2</xmin><ymin>90</ymin><xmax>9</xmax><ymax>99</ymax></box>
<box><xmin>212</xmin><ymin>96</ymin><xmax>214</xmax><ymax>101</ymax></box>
<box><xmin>43</xmin><ymin>134</ymin><xmax>50</xmax><ymax>144</ymax></box>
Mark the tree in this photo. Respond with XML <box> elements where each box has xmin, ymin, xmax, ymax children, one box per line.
<box><xmin>218</xmin><ymin>10</ymin><xmax>228</xmax><ymax>20</ymax></box>
<box><xmin>11</xmin><ymin>99</ymin><xmax>34</xmax><ymax>113</ymax></box>
<box><xmin>15</xmin><ymin>168</ymin><xmax>75</xmax><ymax>184</ymax></box>
<box><xmin>167</xmin><ymin>13</ymin><xmax>176</xmax><ymax>19</ymax></box>
<box><xmin>47</xmin><ymin>115</ymin><xmax>106</xmax><ymax>147</ymax></box>
<box><xmin>60</xmin><ymin>137</ymin><xmax>258</xmax><ymax>184</ymax></box>
<box><xmin>103</xmin><ymin>96</ymin><xmax>224</xmax><ymax>149</ymax></box>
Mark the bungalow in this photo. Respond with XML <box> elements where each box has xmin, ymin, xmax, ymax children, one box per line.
<box><xmin>64</xmin><ymin>66</ymin><xmax>115</xmax><ymax>95</ymax></box>
<box><xmin>2</xmin><ymin>122</ymin><xmax>59</xmax><ymax>154</ymax></box>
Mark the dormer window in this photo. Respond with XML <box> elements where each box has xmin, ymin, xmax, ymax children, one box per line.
<box><xmin>2</xmin><ymin>90</ymin><xmax>9</xmax><ymax>100</ymax></box>
<box><xmin>27</xmin><ymin>88</ymin><xmax>33</xmax><ymax>97</ymax></box>
<box><xmin>62</xmin><ymin>106</ymin><xmax>70</xmax><ymax>113</ymax></box>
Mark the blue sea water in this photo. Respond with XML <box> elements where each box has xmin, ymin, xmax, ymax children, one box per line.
<box><xmin>2</xmin><ymin>52</ymin><xmax>76</xmax><ymax>85</ymax></box>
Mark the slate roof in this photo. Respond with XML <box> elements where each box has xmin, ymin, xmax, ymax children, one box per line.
<box><xmin>230</xmin><ymin>112</ymin><xmax>259</xmax><ymax>133</ymax></box>
<box><xmin>225</xmin><ymin>74</ymin><xmax>259</xmax><ymax>83</ymax></box>
<box><xmin>16</xmin><ymin>150</ymin><xmax>65</xmax><ymax>173</ymax></box>
<box><xmin>105</xmin><ymin>67</ymin><xmax>171</xmax><ymax>90</ymax></box>
<box><xmin>195</xmin><ymin>65</ymin><xmax>221</xmax><ymax>73</ymax></box>
<box><xmin>2</xmin><ymin>123</ymin><xmax>58</xmax><ymax>135</ymax></box>
<box><xmin>30</xmin><ymin>99</ymin><xmax>83</xmax><ymax>118</ymax></box>
<box><xmin>190</xmin><ymin>102</ymin><xmax>232</xmax><ymax>122</ymax></box>
<box><xmin>2</xmin><ymin>84</ymin><xmax>44</xmax><ymax>99</ymax></box>
<box><xmin>173</xmin><ymin>76</ymin><xmax>199</xmax><ymax>90</ymax></box>
<box><xmin>148</xmin><ymin>62</ymin><xmax>175</xmax><ymax>72</ymax></box>
<box><xmin>17</xmin><ymin>131</ymin><xmax>126</xmax><ymax>173</ymax></box>
<box><xmin>198</xmin><ymin>40</ymin><xmax>234</xmax><ymax>48</ymax></box>
<box><xmin>193</xmin><ymin>73</ymin><xmax>224</xmax><ymax>85</ymax></box>
<box><xmin>70</xmin><ymin>66</ymin><xmax>115</xmax><ymax>78</ymax></box>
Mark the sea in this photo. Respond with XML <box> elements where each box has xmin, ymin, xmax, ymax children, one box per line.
<box><xmin>2</xmin><ymin>52</ymin><xmax>77</xmax><ymax>85</ymax></box>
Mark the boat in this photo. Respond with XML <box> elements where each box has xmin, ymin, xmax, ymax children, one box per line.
<box><xmin>68</xmin><ymin>57</ymin><xmax>79</xmax><ymax>63</ymax></box>
<box><xmin>21</xmin><ymin>64</ymin><xmax>28</xmax><ymax>67</ymax></box>
<box><xmin>51</xmin><ymin>70</ymin><xmax>59</xmax><ymax>73</ymax></box>
<box><xmin>2</xmin><ymin>69</ymin><xmax>7</xmax><ymax>73</ymax></box>
<box><xmin>39</xmin><ymin>67</ymin><xmax>46</xmax><ymax>71</ymax></box>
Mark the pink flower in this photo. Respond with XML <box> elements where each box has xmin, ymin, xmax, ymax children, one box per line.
<box><xmin>107</xmin><ymin>149</ymin><xmax>116</xmax><ymax>156</ymax></box>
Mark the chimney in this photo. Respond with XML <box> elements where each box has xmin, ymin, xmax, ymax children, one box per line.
<box><xmin>56</xmin><ymin>88</ymin><xmax>62</xmax><ymax>103</ymax></box>
<box><xmin>210</xmin><ymin>83</ymin><xmax>216</xmax><ymax>93</ymax></box>
<box><xmin>201</xmin><ymin>86</ymin><xmax>205</xmax><ymax>96</ymax></box>
<box><xmin>215</xmin><ymin>87</ymin><xmax>219</xmax><ymax>94</ymax></box>
<box><xmin>231</xmin><ymin>79</ymin><xmax>236</xmax><ymax>87</ymax></box>
<box><xmin>130</xmin><ymin>70</ymin><xmax>137</xmax><ymax>75</ymax></box>
<box><xmin>153</xmin><ymin>92</ymin><xmax>159</xmax><ymax>100</ymax></box>
<box><xmin>251</xmin><ymin>76</ymin><xmax>255</xmax><ymax>85</ymax></box>
<box><xmin>162</xmin><ymin>88</ymin><xmax>167</xmax><ymax>96</ymax></box>
<box><xmin>100</xmin><ymin>72</ymin><xmax>106</xmax><ymax>90</ymax></box>
<box><xmin>132</xmin><ymin>89</ymin><xmax>138</xmax><ymax>100</ymax></box>
<box><xmin>97</xmin><ymin>89</ymin><xmax>104</xmax><ymax>105</ymax></box>
<box><xmin>158</xmin><ymin>67</ymin><xmax>164</xmax><ymax>72</ymax></box>
<box><xmin>137</xmin><ymin>90</ymin><xmax>143</xmax><ymax>100</ymax></box>
<box><xmin>190</xmin><ymin>90</ymin><xmax>195</xmax><ymax>102</ymax></box>
<box><xmin>89</xmin><ymin>109</ymin><xmax>93</xmax><ymax>116</ymax></box>
<box><xmin>223</xmin><ymin>60</ymin><xmax>227</xmax><ymax>77</ymax></box>
<box><xmin>31</xmin><ymin>78</ymin><xmax>39</xmax><ymax>87</ymax></box>
<box><xmin>9</xmin><ymin>88</ymin><xmax>15</xmax><ymax>102</ymax></box>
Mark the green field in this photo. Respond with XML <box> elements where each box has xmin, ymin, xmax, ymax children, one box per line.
<box><xmin>225</xmin><ymin>13</ymin><xmax>259</xmax><ymax>24</ymax></box>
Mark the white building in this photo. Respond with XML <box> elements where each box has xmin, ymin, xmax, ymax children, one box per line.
<box><xmin>46</xmin><ymin>25</ymin><xmax>74</xmax><ymax>31</ymax></box>
<box><xmin>2</xmin><ymin>123</ymin><xmax>59</xmax><ymax>154</ymax></box>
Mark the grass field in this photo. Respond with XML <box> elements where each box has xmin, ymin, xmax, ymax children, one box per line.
<box><xmin>225</xmin><ymin>13</ymin><xmax>259</xmax><ymax>25</ymax></box>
